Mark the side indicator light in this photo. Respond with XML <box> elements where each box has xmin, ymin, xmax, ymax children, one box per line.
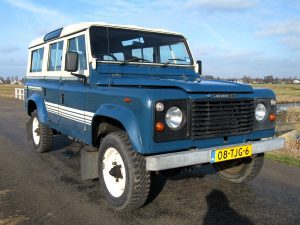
<box><xmin>123</xmin><ymin>98</ymin><xmax>132</xmax><ymax>103</ymax></box>
<box><xmin>269</xmin><ymin>113</ymin><xmax>276</xmax><ymax>121</ymax></box>
<box><xmin>155</xmin><ymin>122</ymin><xmax>165</xmax><ymax>132</ymax></box>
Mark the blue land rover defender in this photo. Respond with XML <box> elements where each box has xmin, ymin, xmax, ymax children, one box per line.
<box><xmin>25</xmin><ymin>22</ymin><xmax>284</xmax><ymax>210</ymax></box>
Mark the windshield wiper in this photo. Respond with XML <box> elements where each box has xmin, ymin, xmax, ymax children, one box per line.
<box><xmin>120</xmin><ymin>57</ymin><xmax>150</xmax><ymax>66</ymax></box>
<box><xmin>161</xmin><ymin>58</ymin><xmax>187</xmax><ymax>67</ymax></box>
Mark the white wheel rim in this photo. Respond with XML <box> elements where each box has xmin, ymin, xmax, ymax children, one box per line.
<box><xmin>32</xmin><ymin>117</ymin><xmax>40</xmax><ymax>145</ymax></box>
<box><xmin>102</xmin><ymin>147</ymin><xmax>126</xmax><ymax>198</ymax></box>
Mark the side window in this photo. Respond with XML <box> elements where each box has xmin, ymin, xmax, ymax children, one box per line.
<box><xmin>30</xmin><ymin>48</ymin><xmax>44</xmax><ymax>72</ymax></box>
<box><xmin>142</xmin><ymin>47</ymin><xmax>153</xmax><ymax>62</ymax></box>
<box><xmin>68</xmin><ymin>35</ymin><xmax>87</xmax><ymax>70</ymax></box>
<box><xmin>112</xmin><ymin>52</ymin><xmax>124</xmax><ymax>61</ymax></box>
<box><xmin>159</xmin><ymin>45</ymin><xmax>173</xmax><ymax>63</ymax></box>
<box><xmin>132</xmin><ymin>47</ymin><xmax>153</xmax><ymax>62</ymax></box>
<box><xmin>48</xmin><ymin>41</ymin><xmax>63</xmax><ymax>71</ymax></box>
<box><xmin>132</xmin><ymin>48</ymin><xmax>142</xmax><ymax>58</ymax></box>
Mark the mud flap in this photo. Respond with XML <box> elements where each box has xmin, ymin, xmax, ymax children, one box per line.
<box><xmin>81</xmin><ymin>146</ymin><xmax>99</xmax><ymax>180</ymax></box>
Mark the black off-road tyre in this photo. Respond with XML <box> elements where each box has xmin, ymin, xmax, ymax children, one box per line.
<box><xmin>213</xmin><ymin>153</ymin><xmax>264</xmax><ymax>183</ymax></box>
<box><xmin>98</xmin><ymin>131</ymin><xmax>150</xmax><ymax>211</ymax></box>
<box><xmin>29</xmin><ymin>110</ymin><xmax>53</xmax><ymax>153</ymax></box>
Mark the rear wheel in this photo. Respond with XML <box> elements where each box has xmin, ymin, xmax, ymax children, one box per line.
<box><xmin>29</xmin><ymin>110</ymin><xmax>53</xmax><ymax>153</ymax></box>
<box><xmin>98</xmin><ymin>131</ymin><xmax>150</xmax><ymax>210</ymax></box>
<box><xmin>213</xmin><ymin>153</ymin><xmax>264</xmax><ymax>183</ymax></box>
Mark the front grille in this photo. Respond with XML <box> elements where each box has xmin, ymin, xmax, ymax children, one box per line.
<box><xmin>191</xmin><ymin>99</ymin><xmax>254</xmax><ymax>139</ymax></box>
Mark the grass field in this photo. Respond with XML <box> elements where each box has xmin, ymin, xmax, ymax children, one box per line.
<box><xmin>0</xmin><ymin>84</ymin><xmax>24</xmax><ymax>98</ymax></box>
<box><xmin>252</xmin><ymin>84</ymin><xmax>300</xmax><ymax>103</ymax></box>
<box><xmin>266</xmin><ymin>150</ymin><xmax>300</xmax><ymax>168</ymax></box>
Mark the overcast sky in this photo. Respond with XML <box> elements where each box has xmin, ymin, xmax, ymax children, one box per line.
<box><xmin>1</xmin><ymin>0</ymin><xmax>300</xmax><ymax>78</ymax></box>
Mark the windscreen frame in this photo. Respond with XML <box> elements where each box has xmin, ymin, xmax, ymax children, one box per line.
<box><xmin>89</xmin><ymin>26</ymin><xmax>194</xmax><ymax>67</ymax></box>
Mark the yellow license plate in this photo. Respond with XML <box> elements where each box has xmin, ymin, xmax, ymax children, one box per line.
<box><xmin>211</xmin><ymin>144</ymin><xmax>252</xmax><ymax>163</ymax></box>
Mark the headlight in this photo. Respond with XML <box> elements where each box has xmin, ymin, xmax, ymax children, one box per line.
<box><xmin>255</xmin><ymin>103</ymin><xmax>266</xmax><ymax>121</ymax></box>
<box><xmin>165</xmin><ymin>107</ymin><xmax>183</xmax><ymax>129</ymax></box>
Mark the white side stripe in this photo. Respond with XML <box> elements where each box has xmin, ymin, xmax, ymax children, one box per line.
<box><xmin>45</xmin><ymin>101</ymin><xmax>94</xmax><ymax>125</ymax></box>
<box><xmin>27</xmin><ymin>86</ymin><xmax>42</xmax><ymax>91</ymax></box>
<box><xmin>46</xmin><ymin>107</ymin><xmax>92</xmax><ymax>122</ymax></box>
<box><xmin>45</xmin><ymin>102</ymin><xmax>58</xmax><ymax>107</ymax></box>
<box><xmin>47</xmin><ymin>108</ymin><xmax>92</xmax><ymax>125</ymax></box>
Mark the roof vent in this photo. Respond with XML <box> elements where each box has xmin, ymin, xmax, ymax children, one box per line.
<box><xmin>44</xmin><ymin>28</ymin><xmax>63</xmax><ymax>42</ymax></box>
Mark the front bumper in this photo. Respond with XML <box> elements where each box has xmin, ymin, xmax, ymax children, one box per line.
<box><xmin>146</xmin><ymin>137</ymin><xmax>285</xmax><ymax>171</ymax></box>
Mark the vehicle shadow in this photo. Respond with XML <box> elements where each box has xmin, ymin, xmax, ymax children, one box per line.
<box><xmin>52</xmin><ymin>135</ymin><xmax>73</xmax><ymax>151</ymax></box>
<box><xmin>51</xmin><ymin>135</ymin><xmax>85</xmax><ymax>158</ymax></box>
<box><xmin>146</xmin><ymin>166</ymin><xmax>255</xmax><ymax>225</ymax></box>
<box><xmin>146</xmin><ymin>165</ymin><xmax>215</xmax><ymax>205</ymax></box>
<box><xmin>203</xmin><ymin>189</ymin><xmax>254</xmax><ymax>225</ymax></box>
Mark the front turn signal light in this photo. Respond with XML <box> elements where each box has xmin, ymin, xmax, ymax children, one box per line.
<box><xmin>269</xmin><ymin>113</ymin><xmax>276</xmax><ymax>121</ymax></box>
<box><xmin>155</xmin><ymin>122</ymin><xmax>165</xmax><ymax>132</ymax></box>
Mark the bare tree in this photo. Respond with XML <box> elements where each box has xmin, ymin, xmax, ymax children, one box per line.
<box><xmin>5</xmin><ymin>77</ymin><xmax>11</xmax><ymax>84</ymax></box>
<box><xmin>263</xmin><ymin>75</ymin><xmax>274</xmax><ymax>84</ymax></box>
<box><xmin>242</xmin><ymin>76</ymin><xmax>252</xmax><ymax>84</ymax></box>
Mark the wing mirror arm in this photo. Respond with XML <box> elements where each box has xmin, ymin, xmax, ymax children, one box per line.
<box><xmin>71</xmin><ymin>72</ymin><xmax>87</xmax><ymax>85</ymax></box>
<box><xmin>196</xmin><ymin>60</ymin><xmax>202</xmax><ymax>76</ymax></box>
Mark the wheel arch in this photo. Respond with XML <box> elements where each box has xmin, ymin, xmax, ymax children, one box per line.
<box><xmin>27</xmin><ymin>99</ymin><xmax>37</xmax><ymax>115</ymax></box>
<box><xmin>26</xmin><ymin>93</ymin><xmax>48</xmax><ymax>123</ymax></box>
<box><xmin>91</xmin><ymin>104</ymin><xmax>143</xmax><ymax>153</ymax></box>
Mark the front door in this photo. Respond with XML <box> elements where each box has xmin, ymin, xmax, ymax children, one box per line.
<box><xmin>58</xmin><ymin>33</ymin><xmax>89</xmax><ymax>141</ymax></box>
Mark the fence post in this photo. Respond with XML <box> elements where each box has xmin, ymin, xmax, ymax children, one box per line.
<box><xmin>15</xmin><ymin>88</ymin><xmax>24</xmax><ymax>100</ymax></box>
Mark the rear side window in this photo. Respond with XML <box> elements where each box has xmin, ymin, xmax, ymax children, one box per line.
<box><xmin>48</xmin><ymin>41</ymin><xmax>63</xmax><ymax>71</ymax></box>
<box><xmin>30</xmin><ymin>48</ymin><xmax>44</xmax><ymax>72</ymax></box>
<box><xmin>68</xmin><ymin>35</ymin><xmax>87</xmax><ymax>70</ymax></box>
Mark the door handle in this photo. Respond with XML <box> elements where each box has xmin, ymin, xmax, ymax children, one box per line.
<box><xmin>61</xmin><ymin>93</ymin><xmax>64</xmax><ymax>104</ymax></box>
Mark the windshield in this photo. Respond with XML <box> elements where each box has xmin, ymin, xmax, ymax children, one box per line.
<box><xmin>89</xmin><ymin>26</ymin><xmax>193</xmax><ymax>66</ymax></box>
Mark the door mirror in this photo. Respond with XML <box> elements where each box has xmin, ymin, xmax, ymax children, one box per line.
<box><xmin>196</xmin><ymin>60</ymin><xmax>202</xmax><ymax>75</ymax></box>
<box><xmin>65</xmin><ymin>51</ymin><xmax>78</xmax><ymax>72</ymax></box>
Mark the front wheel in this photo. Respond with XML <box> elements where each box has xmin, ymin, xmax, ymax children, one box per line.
<box><xmin>213</xmin><ymin>153</ymin><xmax>264</xmax><ymax>183</ymax></box>
<box><xmin>98</xmin><ymin>131</ymin><xmax>150</xmax><ymax>210</ymax></box>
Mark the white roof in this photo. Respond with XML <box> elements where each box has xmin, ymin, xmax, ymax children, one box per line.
<box><xmin>29</xmin><ymin>22</ymin><xmax>183</xmax><ymax>48</ymax></box>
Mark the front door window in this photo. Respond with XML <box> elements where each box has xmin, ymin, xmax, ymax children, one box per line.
<box><xmin>68</xmin><ymin>35</ymin><xmax>87</xmax><ymax>71</ymax></box>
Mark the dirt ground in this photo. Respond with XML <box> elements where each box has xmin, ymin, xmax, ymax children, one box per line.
<box><xmin>0</xmin><ymin>98</ymin><xmax>300</xmax><ymax>225</ymax></box>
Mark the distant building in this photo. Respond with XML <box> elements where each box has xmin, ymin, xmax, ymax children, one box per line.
<box><xmin>228</xmin><ymin>79</ymin><xmax>244</xmax><ymax>84</ymax></box>
<box><xmin>0</xmin><ymin>80</ymin><xmax>3</xmax><ymax>84</ymax></box>
<box><xmin>10</xmin><ymin>80</ymin><xmax>23</xmax><ymax>85</ymax></box>
<box><xmin>203</xmin><ymin>75</ymin><xmax>214</xmax><ymax>80</ymax></box>
<box><xmin>292</xmin><ymin>80</ymin><xmax>300</xmax><ymax>84</ymax></box>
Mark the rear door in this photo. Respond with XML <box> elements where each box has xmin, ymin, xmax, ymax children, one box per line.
<box><xmin>44</xmin><ymin>40</ymin><xmax>64</xmax><ymax>126</ymax></box>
